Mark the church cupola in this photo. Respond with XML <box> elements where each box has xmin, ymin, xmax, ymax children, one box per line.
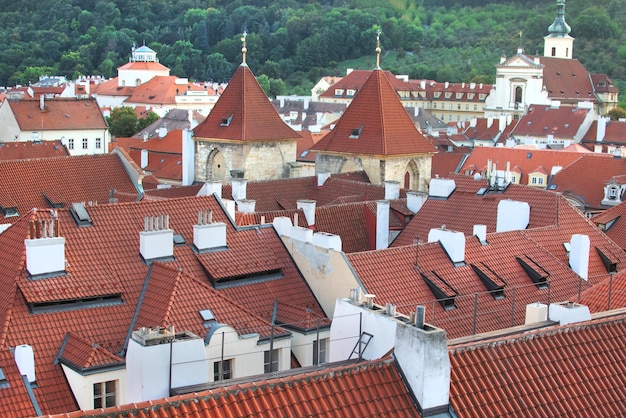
<box><xmin>544</xmin><ymin>0</ymin><xmax>574</xmax><ymax>59</ymax></box>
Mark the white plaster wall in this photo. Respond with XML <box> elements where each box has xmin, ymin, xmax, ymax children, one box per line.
<box><xmin>280</xmin><ymin>236</ymin><xmax>361</xmax><ymax>318</ymax></box>
<box><xmin>329</xmin><ymin>298</ymin><xmax>399</xmax><ymax>363</ymax></box>
<box><xmin>0</xmin><ymin>102</ymin><xmax>20</xmax><ymax>142</ymax></box>
<box><xmin>290</xmin><ymin>329</ymin><xmax>331</xmax><ymax>367</ymax></box>
<box><xmin>62</xmin><ymin>365</ymin><xmax>126</xmax><ymax>411</ymax></box>
<box><xmin>17</xmin><ymin>128</ymin><xmax>110</xmax><ymax>156</ymax></box>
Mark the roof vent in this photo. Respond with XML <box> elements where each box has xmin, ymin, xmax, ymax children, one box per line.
<box><xmin>69</xmin><ymin>202</ymin><xmax>92</xmax><ymax>227</ymax></box>
<box><xmin>193</xmin><ymin>210</ymin><xmax>227</xmax><ymax>252</ymax></box>
<box><xmin>139</xmin><ymin>215</ymin><xmax>174</xmax><ymax>262</ymax></box>
<box><xmin>25</xmin><ymin>218</ymin><xmax>65</xmax><ymax>277</ymax></box>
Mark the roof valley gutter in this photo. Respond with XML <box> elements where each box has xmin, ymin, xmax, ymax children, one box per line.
<box><xmin>120</xmin><ymin>264</ymin><xmax>154</xmax><ymax>357</ymax></box>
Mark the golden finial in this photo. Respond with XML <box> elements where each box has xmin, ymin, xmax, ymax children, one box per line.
<box><xmin>375</xmin><ymin>30</ymin><xmax>382</xmax><ymax>69</ymax></box>
<box><xmin>241</xmin><ymin>31</ymin><xmax>248</xmax><ymax>65</ymax></box>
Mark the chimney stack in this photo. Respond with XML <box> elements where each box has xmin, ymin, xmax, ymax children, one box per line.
<box><xmin>407</xmin><ymin>191</ymin><xmax>427</xmax><ymax>213</ymax></box>
<box><xmin>198</xmin><ymin>181</ymin><xmax>222</xmax><ymax>198</ymax></box>
<box><xmin>596</xmin><ymin>116</ymin><xmax>609</xmax><ymax>142</ymax></box>
<box><xmin>231</xmin><ymin>179</ymin><xmax>247</xmax><ymax>202</ymax></box>
<box><xmin>25</xmin><ymin>219</ymin><xmax>65</xmax><ymax>276</ymax></box>
<box><xmin>473</xmin><ymin>224</ymin><xmax>487</xmax><ymax>244</ymax></box>
<box><xmin>569</xmin><ymin>234</ymin><xmax>590</xmax><ymax>281</ymax></box>
<box><xmin>394</xmin><ymin>319</ymin><xmax>450</xmax><ymax>415</ymax></box>
<box><xmin>237</xmin><ymin>199</ymin><xmax>256</xmax><ymax>214</ymax></box>
<box><xmin>139</xmin><ymin>215</ymin><xmax>173</xmax><ymax>261</ymax></box>
<box><xmin>384</xmin><ymin>181</ymin><xmax>400</xmax><ymax>200</ymax></box>
<box><xmin>496</xmin><ymin>200</ymin><xmax>530</xmax><ymax>232</ymax></box>
<box><xmin>317</xmin><ymin>171</ymin><xmax>331</xmax><ymax>187</ymax></box>
<box><xmin>193</xmin><ymin>210</ymin><xmax>227</xmax><ymax>252</ymax></box>
<box><xmin>428</xmin><ymin>227</ymin><xmax>465</xmax><ymax>265</ymax></box>
<box><xmin>297</xmin><ymin>199</ymin><xmax>316</xmax><ymax>226</ymax></box>
<box><xmin>376</xmin><ymin>200</ymin><xmax>390</xmax><ymax>250</ymax></box>
<box><xmin>429</xmin><ymin>178</ymin><xmax>456</xmax><ymax>199</ymax></box>
<box><xmin>140</xmin><ymin>149</ymin><xmax>148</xmax><ymax>169</ymax></box>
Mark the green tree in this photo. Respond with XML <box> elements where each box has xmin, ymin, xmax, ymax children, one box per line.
<box><xmin>256</xmin><ymin>74</ymin><xmax>270</xmax><ymax>97</ymax></box>
<box><xmin>136</xmin><ymin>111</ymin><xmax>160</xmax><ymax>132</ymax></box>
<box><xmin>106</xmin><ymin>107</ymin><xmax>138</xmax><ymax>138</ymax></box>
<box><xmin>608</xmin><ymin>107</ymin><xmax>626</xmax><ymax>121</ymax></box>
<box><xmin>268</xmin><ymin>78</ymin><xmax>286</xmax><ymax>98</ymax></box>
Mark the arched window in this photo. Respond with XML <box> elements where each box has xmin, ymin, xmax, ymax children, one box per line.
<box><xmin>515</xmin><ymin>86</ymin><xmax>523</xmax><ymax>104</ymax></box>
<box><xmin>207</xmin><ymin>148</ymin><xmax>227</xmax><ymax>181</ymax></box>
<box><xmin>551</xmin><ymin>47</ymin><xmax>556</xmax><ymax>57</ymax></box>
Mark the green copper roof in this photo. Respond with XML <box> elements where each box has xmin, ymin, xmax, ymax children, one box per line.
<box><xmin>547</xmin><ymin>0</ymin><xmax>571</xmax><ymax>37</ymax></box>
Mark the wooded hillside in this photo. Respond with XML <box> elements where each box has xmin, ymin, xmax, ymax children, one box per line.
<box><xmin>1</xmin><ymin>0</ymin><xmax>624</xmax><ymax>98</ymax></box>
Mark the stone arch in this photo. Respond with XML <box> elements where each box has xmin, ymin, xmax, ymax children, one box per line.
<box><xmin>404</xmin><ymin>160</ymin><xmax>420</xmax><ymax>190</ymax></box>
<box><xmin>206</xmin><ymin>148</ymin><xmax>227</xmax><ymax>181</ymax></box>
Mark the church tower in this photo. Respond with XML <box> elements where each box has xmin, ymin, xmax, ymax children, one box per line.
<box><xmin>543</xmin><ymin>0</ymin><xmax>574</xmax><ymax>59</ymax></box>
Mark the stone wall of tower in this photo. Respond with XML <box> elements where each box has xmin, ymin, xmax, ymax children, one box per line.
<box><xmin>315</xmin><ymin>153</ymin><xmax>432</xmax><ymax>192</ymax></box>
<box><xmin>195</xmin><ymin>140</ymin><xmax>297</xmax><ymax>183</ymax></box>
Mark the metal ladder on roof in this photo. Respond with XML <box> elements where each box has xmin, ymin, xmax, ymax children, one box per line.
<box><xmin>349</xmin><ymin>332</ymin><xmax>373</xmax><ymax>362</ymax></box>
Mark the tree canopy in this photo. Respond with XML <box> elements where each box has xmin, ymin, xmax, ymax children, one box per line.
<box><xmin>1</xmin><ymin>0</ymin><xmax>624</xmax><ymax>98</ymax></box>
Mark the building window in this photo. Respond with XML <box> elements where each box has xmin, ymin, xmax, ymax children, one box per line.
<box><xmin>608</xmin><ymin>187</ymin><xmax>619</xmax><ymax>200</ymax></box>
<box><xmin>313</xmin><ymin>338</ymin><xmax>328</xmax><ymax>365</ymax></box>
<box><xmin>465</xmin><ymin>104</ymin><xmax>469</xmax><ymax>110</ymax></box>
<box><xmin>531</xmin><ymin>176</ymin><xmax>544</xmax><ymax>185</ymax></box>
<box><xmin>449</xmin><ymin>103</ymin><xmax>453</xmax><ymax>110</ymax></box>
<box><xmin>433</xmin><ymin>103</ymin><xmax>437</xmax><ymax>109</ymax></box>
<box><xmin>473</xmin><ymin>105</ymin><xmax>478</xmax><ymax>111</ymax></box>
<box><xmin>95</xmin><ymin>138</ymin><xmax>101</xmax><ymax>149</ymax></box>
<box><xmin>82</xmin><ymin>138</ymin><xmax>88</xmax><ymax>149</ymax></box>
<box><xmin>264</xmin><ymin>349</ymin><xmax>279</xmax><ymax>373</ymax></box>
<box><xmin>93</xmin><ymin>381</ymin><xmax>116</xmax><ymax>409</ymax></box>
<box><xmin>213</xmin><ymin>359</ymin><xmax>232</xmax><ymax>381</ymax></box>
<box><xmin>68</xmin><ymin>138</ymin><xmax>74</xmax><ymax>150</ymax></box>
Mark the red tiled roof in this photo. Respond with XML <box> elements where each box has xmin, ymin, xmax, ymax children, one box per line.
<box><xmin>449</xmin><ymin>312</ymin><xmax>626</xmax><ymax>417</ymax></box>
<box><xmin>0</xmin><ymin>154</ymin><xmax>139</xmax><ymax>224</ymax></box>
<box><xmin>296</xmin><ymin>130</ymin><xmax>324</xmax><ymax>162</ymax></box>
<box><xmin>91</xmin><ymin>78</ymin><xmax>135</xmax><ymax>97</ymax></box>
<box><xmin>48</xmin><ymin>357</ymin><xmax>419</xmax><ymax>417</ymax></box>
<box><xmin>538</xmin><ymin>56</ymin><xmax>598</xmax><ymax>103</ymax></box>
<box><xmin>432</xmin><ymin>152</ymin><xmax>468</xmax><ymax>178</ymax></box>
<box><xmin>193</xmin><ymin>65</ymin><xmax>301</xmax><ymax>142</ymax></box>
<box><xmin>463</xmin><ymin>117</ymin><xmax>518</xmax><ymax>143</ymax></box>
<box><xmin>57</xmin><ymin>333</ymin><xmax>124</xmax><ymax>372</ymax></box>
<box><xmin>130</xmin><ymin>130</ymin><xmax>182</xmax><ymax>154</ymax></box>
<box><xmin>549</xmin><ymin>153</ymin><xmax>626</xmax><ymax>209</ymax></box>
<box><xmin>117</xmin><ymin>61</ymin><xmax>169</xmax><ymax>72</ymax></box>
<box><xmin>312</xmin><ymin>70</ymin><xmax>437</xmax><ymax>156</ymax></box>
<box><xmin>582</xmin><ymin>120</ymin><xmax>626</xmax><ymax>144</ymax></box>
<box><xmin>108</xmin><ymin>136</ymin><xmax>144</xmax><ymax>153</ymax></box>
<box><xmin>8</xmin><ymin>98</ymin><xmax>107</xmax><ymax>131</ymax></box>
<box><xmin>580</xmin><ymin>273</ymin><xmax>626</xmax><ymax>313</ymax></box>
<box><xmin>511</xmin><ymin>104</ymin><xmax>590</xmax><ymax>139</ymax></box>
<box><xmin>0</xmin><ymin>140</ymin><xmax>69</xmax><ymax>160</ymax></box>
<box><xmin>0</xmin><ymin>349</ymin><xmax>37</xmax><ymax>416</ymax></box>
<box><xmin>124</xmin><ymin>76</ymin><xmax>213</xmax><ymax>106</ymax></box>
<box><xmin>591</xmin><ymin>200</ymin><xmax>626</xmax><ymax>250</ymax></box>
<box><xmin>142</xmin><ymin>184</ymin><xmax>204</xmax><ymax>199</ymax></box>
<box><xmin>0</xmin><ymin>195</ymin><xmax>326</xmax><ymax>414</ymax></box>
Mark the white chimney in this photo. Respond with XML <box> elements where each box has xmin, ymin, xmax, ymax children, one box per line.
<box><xmin>506</xmin><ymin>113</ymin><xmax>512</xmax><ymax>125</ymax></box>
<box><xmin>473</xmin><ymin>224</ymin><xmax>487</xmax><ymax>244</ymax></box>
<box><xmin>444</xmin><ymin>81</ymin><xmax>449</xmax><ymax>89</ymax></box>
<box><xmin>312</xmin><ymin>232</ymin><xmax>342</xmax><ymax>251</ymax></box>
<box><xmin>376</xmin><ymin>200</ymin><xmax>390</xmax><ymax>250</ymax></box>
<box><xmin>40</xmin><ymin>95</ymin><xmax>44</xmax><ymax>110</ymax></box>
<box><xmin>487</xmin><ymin>117</ymin><xmax>493</xmax><ymax>128</ymax></box>
<box><xmin>420</xmin><ymin>80</ymin><xmax>426</xmax><ymax>89</ymax></box>
<box><xmin>569</xmin><ymin>234</ymin><xmax>590</xmax><ymax>281</ymax></box>
<box><xmin>469</xmin><ymin>117</ymin><xmax>477</xmax><ymax>128</ymax></box>
<box><xmin>384</xmin><ymin>181</ymin><xmax>401</xmax><ymax>200</ymax></box>
<box><xmin>127</xmin><ymin>328</ymin><xmax>208</xmax><ymax>402</ymax></box>
<box><xmin>198</xmin><ymin>181</ymin><xmax>222</xmax><ymax>198</ymax></box>
<box><xmin>290</xmin><ymin>226</ymin><xmax>314</xmax><ymax>243</ymax></box>
<box><xmin>470</xmin><ymin>82</ymin><xmax>476</xmax><ymax>90</ymax></box>
<box><xmin>237</xmin><ymin>199</ymin><xmax>256</xmax><ymax>214</ymax></box>
<box><xmin>297</xmin><ymin>199</ymin><xmax>316</xmax><ymax>226</ymax></box>
<box><xmin>231</xmin><ymin>179</ymin><xmax>247</xmax><ymax>201</ymax></box>
<box><xmin>498</xmin><ymin>115</ymin><xmax>506</xmax><ymax>132</ymax></box>
<box><xmin>222</xmin><ymin>199</ymin><xmax>236</xmax><ymax>221</ymax></box>
<box><xmin>272</xmin><ymin>216</ymin><xmax>293</xmax><ymax>237</ymax></box>
<box><xmin>194</xmin><ymin>210</ymin><xmax>226</xmax><ymax>251</ymax></box>
<box><xmin>25</xmin><ymin>219</ymin><xmax>65</xmax><ymax>276</ymax></box>
<box><xmin>550</xmin><ymin>100</ymin><xmax>561</xmax><ymax>109</ymax></box>
<box><xmin>428</xmin><ymin>227</ymin><xmax>465</xmax><ymax>265</ymax></box>
<box><xmin>181</xmin><ymin>129</ymin><xmax>195</xmax><ymax>186</ymax></box>
<box><xmin>548</xmin><ymin>302</ymin><xmax>591</xmax><ymax>325</ymax></box>
<box><xmin>139</xmin><ymin>215</ymin><xmax>173</xmax><ymax>261</ymax></box>
<box><xmin>317</xmin><ymin>171</ymin><xmax>331</xmax><ymax>187</ymax></box>
<box><xmin>496</xmin><ymin>200</ymin><xmax>530</xmax><ymax>232</ymax></box>
<box><xmin>14</xmin><ymin>344</ymin><xmax>36</xmax><ymax>383</ymax></box>
<box><xmin>500</xmin><ymin>54</ymin><xmax>506</xmax><ymax>64</ymax></box>
<box><xmin>407</xmin><ymin>191</ymin><xmax>427</xmax><ymax>213</ymax></box>
<box><xmin>140</xmin><ymin>149</ymin><xmax>148</xmax><ymax>169</ymax></box>
<box><xmin>596</xmin><ymin>117</ymin><xmax>609</xmax><ymax>142</ymax></box>
<box><xmin>524</xmin><ymin>302</ymin><xmax>548</xmax><ymax>325</ymax></box>
<box><xmin>429</xmin><ymin>178</ymin><xmax>456</xmax><ymax>199</ymax></box>
<box><xmin>394</xmin><ymin>319</ymin><xmax>450</xmax><ymax>414</ymax></box>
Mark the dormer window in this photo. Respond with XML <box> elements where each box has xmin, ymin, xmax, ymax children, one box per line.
<box><xmin>349</xmin><ymin>125</ymin><xmax>364</xmax><ymax>139</ymax></box>
<box><xmin>220</xmin><ymin>114</ymin><xmax>233</xmax><ymax>127</ymax></box>
<box><xmin>346</xmin><ymin>89</ymin><xmax>356</xmax><ymax>97</ymax></box>
<box><xmin>334</xmin><ymin>89</ymin><xmax>344</xmax><ymax>96</ymax></box>
<box><xmin>608</xmin><ymin>187</ymin><xmax>619</xmax><ymax>200</ymax></box>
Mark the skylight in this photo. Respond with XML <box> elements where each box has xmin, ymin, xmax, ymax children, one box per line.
<box><xmin>199</xmin><ymin>309</ymin><xmax>215</xmax><ymax>322</ymax></box>
<box><xmin>220</xmin><ymin>114</ymin><xmax>233</xmax><ymax>127</ymax></box>
<box><xmin>0</xmin><ymin>368</ymin><xmax>8</xmax><ymax>389</ymax></box>
<box><xmin>349</xmin><ymin>125</ymin><xmax>364</xmax><ymax>139</ymax></box>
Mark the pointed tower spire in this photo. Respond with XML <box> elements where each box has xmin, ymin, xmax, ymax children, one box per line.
<box><xmin>375</xmin><ymin>31</ymin><xmax>382</xmax><ymax>70</ymax></box>
<box><xmin>241</xmin><ymin>31</ymin><xmax>248</xmax><ymax>66</ymax></box>
<box><xmin>543</xmin><ymin>0</ymin><xmax>574</xmax><ymax>59</ymax></box>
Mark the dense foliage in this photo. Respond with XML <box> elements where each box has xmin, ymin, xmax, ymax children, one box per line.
<box><xmin>1</xmin><ymin>0</ymin><xmax>625</xmax><ymax>100</ymax></box>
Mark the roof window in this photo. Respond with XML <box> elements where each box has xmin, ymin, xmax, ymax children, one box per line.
<box><xmin>349</xmin><ymin>125</ymin><xmax>364</xmax><ymax>139</ymax></box>
<box><xmin>220</xmin><ymin>114</ymin><xmax>233</xmax><ymax>127</ymax></box>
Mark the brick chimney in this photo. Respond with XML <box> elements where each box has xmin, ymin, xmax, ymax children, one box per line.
<box><xmin>25</xmin><ymin>218</ymin><xmax>65</xmax><ymax>276</ymax></box>
<box><xmin>139</xmin><ymin>215</ymin><xmax>173</xmax><ymax>261</ymax></box>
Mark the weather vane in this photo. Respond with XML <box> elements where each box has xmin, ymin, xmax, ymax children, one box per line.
<box><xmin>375</xmin><ymin>30</ymin><xmax>382</xmax><ymax>69</ymax></box>
<box><xmin>241</xmin><ymin>31</ymin><xmax>248</xmax><ymax>65</ymax></box>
